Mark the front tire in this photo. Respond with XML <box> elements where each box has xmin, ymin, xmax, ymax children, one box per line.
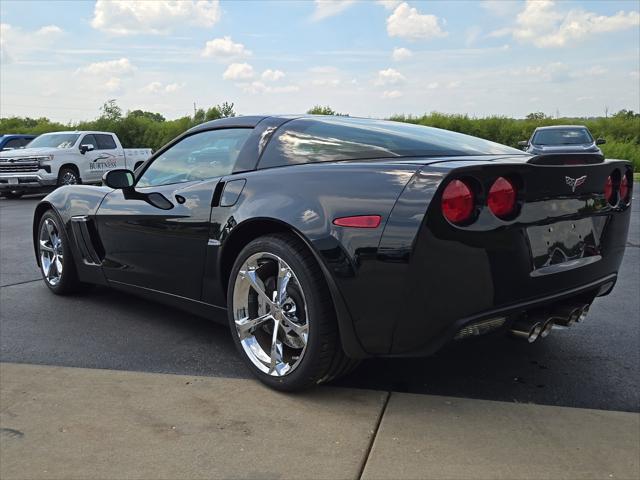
<box><xmin>37</xmin><ymin>210</ymin><xmax>84</xmax><ymax>294</ymax></box>
<box><xmin>57</xmin><ymin>167</ymin><xmax>80</xmax><ymax>187</ymax></box>
<box><xmin>227</xmin><ymin>233</ymin><xmax>356</xmax><ymax>391</ymax></box>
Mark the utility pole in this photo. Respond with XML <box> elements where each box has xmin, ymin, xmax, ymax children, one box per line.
<box><xmin>193</xmin><ymin>102</ymin><xmax>197</xmax><ymax>118</ymax></box>
<box><xmin>604</xmin><ymin>105</ymin><xmax>609</xmax><ymax>118</ymax></box>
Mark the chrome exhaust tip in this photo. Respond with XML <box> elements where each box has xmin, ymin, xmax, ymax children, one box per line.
<box><xmin>552</xmin><ymin>303</ymin><xmax>590</xmax><ymax>327</ymax></box>
<box><xmin>510</xmin><ymin>317</ymin><xmax>544</xmax><ymax>343</ymax></box>
<box><xmin>539</xmin><ymin>319</ymin><xmax>555</xmax><ymax>338</ymax></box>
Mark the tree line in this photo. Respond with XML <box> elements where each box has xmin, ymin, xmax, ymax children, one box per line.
<box><xmin>1</xmin><ymin>101</ymin><xmax>638</xmax><ymax>168</ymax></box>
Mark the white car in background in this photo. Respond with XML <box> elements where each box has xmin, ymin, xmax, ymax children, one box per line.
<box><xmin>0</xmin><ymin>131</ymin><xmax>151</xmax><ymax>198</ymax></box>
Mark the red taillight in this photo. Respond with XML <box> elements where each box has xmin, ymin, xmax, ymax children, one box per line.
<box><xmin>619</xmin><ymin>175</ymin><xmax>629</xmax><ymax>203</ymax></box>
<box><xmin>333</xmin><ymin>215</ymin><xmax>381</xmax><ymax>228</ymax></box>
<box><xmin>604</xmin><ymin>176</ymin><xmax>614</xmax><ymax>204</ymax></box>
<box><xmin>487</xmin><ymin>177</ymin><xmax>517</xmax><ymax>219</ymax></box>
<box><xmin>441</xmin><ymin>179</ymin><xmax>474</xmax><ymax>224</ymax></box>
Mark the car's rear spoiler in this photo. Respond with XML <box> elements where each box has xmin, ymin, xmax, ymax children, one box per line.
<box><xmin>527</xmin><ymin>153</ymin><xmax>605</xmax><ymax>165</ymax></box>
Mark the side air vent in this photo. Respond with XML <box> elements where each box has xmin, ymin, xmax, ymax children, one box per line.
<box><xmin>70</xmin><ymin>216</ymin><xmax>104</xmax><ymax>265</ymax></box>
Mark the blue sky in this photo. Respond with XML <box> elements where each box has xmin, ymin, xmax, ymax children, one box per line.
<box><xmin>1</xmin><ymin>0</ymin><xmax>638</xmax><ymax>122</ymax></box>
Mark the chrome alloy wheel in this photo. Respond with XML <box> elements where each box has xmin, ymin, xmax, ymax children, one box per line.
<box><xmin>39</xmin><ymin>218</ymin><xmax>64</xmax><ymax>286</ymax></box>
<box><xmin>232</xmin><ymin>252</ymin><xmax>309</xmax><ymax>377</ymax></box>
<box><xmin>60</xmin><ymin>171</ymin><xmax>78</xmax><ymax>185</ymax></box>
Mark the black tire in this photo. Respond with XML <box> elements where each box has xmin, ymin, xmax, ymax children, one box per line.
<box><xmin>2</xmin><ymin>190</ymin><xmax>24</xmax><ymax>199</ymax></box>
<box><xmin>227</xmin><ymin>233</ymin><xmax>357</xmax><ymax>391</ymax></box>
<box><xmin>36</xmin><ymin>209</ymin><xmax>85</xmax><ymax>295</ymax></box>
<box><xmin>57</xmin><ymin>167</ymin><xmax>80</xmax><ymax>187</ymax></box>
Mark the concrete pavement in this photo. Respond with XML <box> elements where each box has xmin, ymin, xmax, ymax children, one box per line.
<box><xmin>1</xmin><ymin>363</ymin><xmax>638</xmax><ymax>480</ymax></box>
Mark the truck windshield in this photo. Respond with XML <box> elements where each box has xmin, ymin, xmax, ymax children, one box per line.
<box><xmin>28</xmin><ymin>134</ymin><xmax>80</xmax><ymax>149</ymax></box>
<box><xmin>532</xmin><ymin>128</ymin><xmax>593</xmax><ymax>146</ymax></box>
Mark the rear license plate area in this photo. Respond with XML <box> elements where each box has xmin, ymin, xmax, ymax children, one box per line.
<box><xmin>527</xmin><ymin>218</ymin><xmax>604</xmax><ymax>274</ymax></box>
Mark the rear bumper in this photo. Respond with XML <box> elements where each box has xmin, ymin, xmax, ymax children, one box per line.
<box><xmin>389</xmin><ymin>273</ymin><xmax>616</xmax><ymax>357</ymax></box>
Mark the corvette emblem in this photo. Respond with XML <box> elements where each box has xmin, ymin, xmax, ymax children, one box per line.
<box><xmin>565</xmin><ymin>175</ymin><xmax>587</xmax><ymax>192</ymax></box>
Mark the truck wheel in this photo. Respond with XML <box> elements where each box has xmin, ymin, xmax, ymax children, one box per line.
<box><xmin>57</xmin><ymin>167</ymin><xmax>80</xmax><ymax>186</ymax></box>
<box><xmin>1</xmin><ymin>190</ymin><xmax>24</xmax><ymax>199</ymax></box>
<box><xmin>227</xmin><ymin>233</ymin><xmax>358</xmax><ymax>391</ymax></box>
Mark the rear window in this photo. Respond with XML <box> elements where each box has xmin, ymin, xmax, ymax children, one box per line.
<box><xmin>532</xmin><ymin>128</ymin><xmax>593</xmax><ymax>146</ymax></box>
<box><xmin>259</xmin><ymin>117</ymin><xmax>521</xmax><ymax>168</ymax></box>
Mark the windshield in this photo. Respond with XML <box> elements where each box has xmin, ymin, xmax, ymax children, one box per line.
<box><xmin>28</xmin><ymin>133</ymin><xmax>80</xmax><ymax>149</ymax></box>
<box><xmin>532</xmin><ymin>128</ymin><xmax>593</xmax><ymax>146</ymax></box>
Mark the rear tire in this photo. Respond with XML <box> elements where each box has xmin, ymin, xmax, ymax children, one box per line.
<box><xmin>227</xmin><ymin>233</ymin><xmax>357</xmax><ymax>391</ymax></box>
<box><xmin>37</xmin><ymin>209</ymin><xmax>86</xmax><ymax>295</ymax></box>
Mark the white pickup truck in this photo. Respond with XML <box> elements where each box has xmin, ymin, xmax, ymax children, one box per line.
<box><xmin>0</xmin><ymin>131</ymin><xmax>151</xmax><ymax>198</ymax></box>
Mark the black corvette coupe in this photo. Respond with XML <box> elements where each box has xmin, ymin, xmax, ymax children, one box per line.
<box><xmin>32</xmin><ymin>115</ymin><xmax>633</xmax><ymax>390</ymax></box>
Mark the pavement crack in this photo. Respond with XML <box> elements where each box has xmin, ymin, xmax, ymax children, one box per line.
<box><xmin>0</xmin><ymin>278</ymin><xmax>42</xmax><ymax>288</ymax></box>
<box><xmin>357</xmin><ymin>390</ymin><xmax>391</xmax><ymax>480</ymax></box>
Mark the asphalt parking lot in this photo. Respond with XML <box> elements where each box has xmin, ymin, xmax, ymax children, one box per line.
<box><xmin>1</xmin><ymin>192</ymin><xmax>638</xmax><ymax>412</ymax></box>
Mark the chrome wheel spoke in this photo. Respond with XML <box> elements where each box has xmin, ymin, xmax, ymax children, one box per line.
<box><xmin>235</xmin><ymin>313</ymin><xmax>273</xmax><ymax>339</ymax></box>
<box><xmin>281</xmin><ymin>315</ymin><xmax>308</xmax><ymax>341</ymax></box>
<box><xmin>39</xmin><ymin>240</ymin><xmax>54</xmax><ymax>253</ymax></box>
<box><xmin>276</xmin><ymin>259</ymin><xmax>292</xmax><ymax>305</ymax></box>
<box><xmin>240</xmin><ymin>268</ymin><xmax>274</xmax><ymax>307</ymax></box>
<box><xmin>268</xmin><ymin>320</ymin><xmax>283</xmax><ymax>375</ymax></box>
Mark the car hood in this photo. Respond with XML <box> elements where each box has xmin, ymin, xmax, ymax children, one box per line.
<box><xmin>528</xmin><ymin>143</ymin><xmax>600</xmax><ymax>154</ymax></box>
<box><xmin>0</xmin><ymin>147</ymin><xmax>63</xmax><ymax>158</ymax></box>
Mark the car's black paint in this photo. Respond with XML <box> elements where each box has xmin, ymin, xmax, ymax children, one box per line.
<box><xmin>33</xmin><ymin>115</ymin><xmax>633</xmax><ymax>360</ymax></box>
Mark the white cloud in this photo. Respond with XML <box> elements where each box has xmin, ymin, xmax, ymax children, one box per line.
<box><xmin>1</xmin><ymin>23</ymin><xmax>64</xmax><ymax>63</ymax></box>
<box><xmin>631</xmin><ymin>71</ymin><xmax>640</xmax><ymax>80</ymax></box>
<box><xmin>202</xmin><ymin>36</ymin><xmax>251</xmax><ymax>59</ymax></box>
<box><xmin>76</xmin><ymin>58</ymin><xmax>136</xmax><ymax>76</ymax></box>
<box><xmin>511</xmin><ymin>62</ymin><xmax>569</xmax><ymax>82</ymax></box>
<box><xmin>261</xmin><ymin>69</ymin><xmax>285</xmax><ymax>82</ymax></box>
<box><xmin>312</xmin><ymin>78</ymin><xmax>341</xmax><ymax>87</ymax></box>
<box><xmin>223</xmin><ymin>63</ymin><xmax>254</xmax><ymax>80</ymax></box>
<box><xmin>382</xmin><ymin>90</ymin><xmax>402</xmax><ymax>99</ymax></box>
<box><xmin>377</xmin><ymin>0</ymin><xmax>401</xmax><ymax>10</ymax></box>
<box><xmin>91</xmin><ymin>0</ymin><xmax>221</xmax><ymax>35</ymax></box>
<box><xmin>104</xmin><ymin>77</ymin><xmax>123</xmax><ymax>92</ymax></box>
<box><xmin>142</xmin><ymin>81</ymin><xmax>185</xmax><ymax>94</ymax></box>
<box><xmin>391</xmin><ymin>47</ymin><xmax>412</xmax><ymax>61</ymax></box>
<box><xmin>36</xmin><ymin>25</ymin><xmax>63</xmax><ymax>36</ymax></box>
<box><xmin>374</xmin><ymin>68</ymin><xmax>405</xmax><ymax>86</ymax></box>
<box><xmin>312</xmin><ymin>0</ymin><xmax>355</xmax><ymax>21</ymax></box>
<box><xmin>387</xmin><ymin>2</ymin><xmax>448</xmax><ymax>40</ymax></box>
<box><xmin>427</xmin><ymin>82</ymin><xmax>439</xmax><ymax>89</ymax></box>
<box><xmin>495</xmin><ymin>0</ymin><xmax>640</xmax><ymax>48</ymax></box>
<box><xmin>240</xmin><ymin>81</ymin><xmax>299</xmax><ymax>94</ymax></box>
<box><xmin>481</xmin><ymin>1</ymin><xmax>520</xmax><ymax>17</ymax></box>
<box><xmin>447</xmin><ymin>80</ymin><xmax>461</xmax><ymax>89</ymax></box>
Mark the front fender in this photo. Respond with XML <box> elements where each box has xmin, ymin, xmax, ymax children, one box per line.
<box><xmin>32</xmin><ymin>185</ymin><xmax>112</xmax><ymax>281</ymax></box>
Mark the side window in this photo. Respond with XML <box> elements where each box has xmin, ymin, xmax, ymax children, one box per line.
<box><xmin>95</xmin><ymin>134</ymin><xmax>117</xmax><ymax>150</ymax></box>
<box><xmin>137</xmin><ymin>128</ymin><xmax>252</xmax><ymax>188</ymax></box>
<box><xmin>81</xmin><ymin>134</ymin><xmax>97</xmax><ymax>148</ymax></box>
<box><xmin>3</xmin><ymin>138</ymin><xmax>22</xmax><ymax>149</ymax></box>
<box><xmin>21</xmin><ymin>138</ymin><xmax>33</xmax><ymax>147</ymax></box>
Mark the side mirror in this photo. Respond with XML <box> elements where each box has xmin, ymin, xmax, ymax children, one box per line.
<box><xmin>596</xmin><ymin>138</ymin><xmax>606</xmax><ymax>145</ymax></box>
<box><xmin>80</xmin><ymin>144</ymin><xmax>95</xmax><ymax>154</ymax></box>
<box><xmin>103</xmin><ymin>169</ymin><xmax>134</xmax><ymax>189</ymax></box>
<box><xmin>517</xmin><ymin>140</ymin><xmax>529</xmax><ymax>147</ymax></box>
